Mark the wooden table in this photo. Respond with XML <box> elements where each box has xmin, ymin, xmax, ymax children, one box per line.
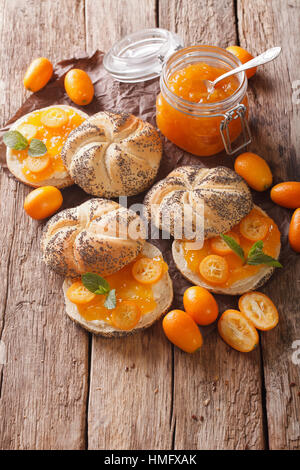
<box><xmin>0</xmin><ymin>0</ymin><xmax>299</xmax><ymax>450</ymax></box>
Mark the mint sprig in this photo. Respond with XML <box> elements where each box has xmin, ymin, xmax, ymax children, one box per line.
<box><xmin>220</xmin><ymin>234</ymin><xmax>245</xmax><ymax>262</ymax></box>
<box><xmin>3</xmin><ymin>130</ymin><xmax>47</xmax><ymax>156</ymax></box>
<box><xmin>221</xmin><ymin>234</ymin><xmax>282</xmax><ymax>268</ymax></box>
<box><xmin>81</xmin><ymin>273</ymin><xmax>116</xmax><ymax>309</ymax></box>
<box><xmin>3</xmin><ymin>131</ymin><xmax>28</xmax><ymax>150</ymax></box>
<box><xmin>28</xmin><ymin>138</ymin><xmax>47</xmax><ymax>157</ymax></box>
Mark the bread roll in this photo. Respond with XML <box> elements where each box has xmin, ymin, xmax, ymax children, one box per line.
<box><xmin>144</xmin><ymin>166</ymin><xmax>253</xmax><ymax>240</ymax></box>
<box><xmin>6</xmin><ymin>105</ymin><xmax>88</xmax><ymax>188</ymax></box>
<box><xmin>63</xmin><ymin>242</ymin><xmax>173</xmax><ymax>337</ymax></box>
<box><xmin>41</xmin><ymin>198</ymin><xmax>146</xmax><ymax>278</ymax></box>
<box><xmin>61</xmin><ymin>112</ymin><xmax>162</xmax><ymax>198</ymax></box>
<box><xmin>172</xmin><ymin>206</ymin><xmax>281</xmax><ymax>295</ymax></box>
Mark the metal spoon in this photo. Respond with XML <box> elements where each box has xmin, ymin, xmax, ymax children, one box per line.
<box><xmin>204</xmin><ymin>46</ymin><xmax>282</xmax><ymax>93</ymax></box>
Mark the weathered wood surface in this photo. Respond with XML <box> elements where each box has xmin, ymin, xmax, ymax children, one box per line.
<box><xmin>238</xmin><ymin>0</ymin><xmax>300</xmax><ymax>450</ymax></box>
<box><xmin>0</xmin><ymin>0</ymin><xmax>299</xmax><ymax>450</ymax></box>
<box><xmin>160</xmin><ymin>0</ymin><xmax>265</xmax><ymax>450</ymax></box>
<box><xmin>0</xmin><ymin>0</ymin><xmax>89</xmax><ymax>450</ymax></box>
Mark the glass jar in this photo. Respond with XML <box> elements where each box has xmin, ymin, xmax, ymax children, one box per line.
<box><xmin>156</xmin><ymin>45</ymin><xmax>251</xmax><ymax>156</ymax></box>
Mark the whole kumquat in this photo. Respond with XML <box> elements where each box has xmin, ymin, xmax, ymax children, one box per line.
<box><xmin>64</xmin><ymin>69</ymin><xmax>94</xmax><ymax>106</ymax></box>
<box><xmin>23</xmin><ymin>57</ymin><xmax>53</xmax><ymax>92</ymax></box>
<box><xmin>270</xmin><ymin>182</ymin><xmax>300</xmax><ymax>209</ymax></box>
<box><xmin>162</xmin><ymin>310</ymin><xmax>203</xmax><ymax>353</ymax></box>
<box><xmin>183</xmin><ymin>286</ymin><xmax>219</xmax><ymax>326</ymax></box>
<box><xmin>234</xmin><ymin>152</ymin><xmax>273</xmax><ymax>191</ymax></box>
<box><xmin>24</xmin><ymin>186</ymin><xmax>63</xmax><ymax>220</ymax></box>
<box><xmin>226</xmin><ymin>46</ymin><xmax>257</xmax><ymax>79</ymax></box>
<box><xmin>289</xmin><ymin>208</ymin><xmax>300</xmax><ymax>252</ymax></box>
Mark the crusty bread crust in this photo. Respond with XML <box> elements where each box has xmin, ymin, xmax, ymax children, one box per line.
<box><xmin>172</xmin><ymin>205</ymin><xmax>281</xmax><ymax>295</ymax></box>
<box><xmin>144</xmin><ymin>166</ymin><xmax>253</xmax><ymax>240</ymax></box>
<box><xmin>41</xmin><ymin>198</ymin><xmax>146</xmax><ymax>278</ymax></box>
<box><xmin>63</xmin><ymin>242</ymin><xmax>173</xmax><ymax>337</ymax></box>
<box><xmin>6</xmin><ymin>105</ymin><xmax>88</xmax><ymax>188</ymax></box>
<box><xmin>60</xmin><ymin>111</ymin><xmax>162</xmax><ymax>198</ymax></box>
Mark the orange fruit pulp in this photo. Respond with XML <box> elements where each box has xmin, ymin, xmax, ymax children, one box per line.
<box><xmin>12</xmin><ymin>107</ymin><xmax>85</xmax><ymax>183</ymax></box>
<box><xmin>68</xmin><ymin>256</ymin><xmax>168</xmax><ymax>327</ymax></box>
<box><xmin>183</xmin><ymin>208</ymin><xmax>280</xmax><ymax>288</ymax></box>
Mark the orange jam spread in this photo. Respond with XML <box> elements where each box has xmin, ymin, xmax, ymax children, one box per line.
<box><xmin>183</xmin><ymin>209</ymin><xmax>280</xmax><ymax>288</ymax></box>
<box><xmin>167</xmin><ymin>62</ymin><xmax>240</xmax><ymax>104</ymax></box>
<box><xmin>156</xmin><ymin>62</ymin><xmax>248</xmax><ymax>156</ymax></box>
<box><xmin>13</xmin><ymin>107</ymin><xmax>85</xmax><ymax>183</ymax></box>
<box><xmin>75</xmin><ymin>256</ymin><xmax>168</xmax><ymax>324</ymax></box>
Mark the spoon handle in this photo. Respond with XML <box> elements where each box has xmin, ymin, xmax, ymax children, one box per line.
<box><xmin>213</xmin><ymin>46</ymin><xmax>281</xmax><ymax>86</ymax></box>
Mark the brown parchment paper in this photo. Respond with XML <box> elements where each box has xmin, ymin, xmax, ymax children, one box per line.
<box><xmin>0</xmin><ymin>50</ymin><xmax>292</xmax><ymax>336</ymax></box>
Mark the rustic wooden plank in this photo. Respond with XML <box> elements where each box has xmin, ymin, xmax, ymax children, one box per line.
<box><xmin>159</xmin><ymin>0</ymin><xmax>237</xmax><ymax>47</ymax></box>
<box><xmin>238</xmin><ymin>0</ymin><xmax>300</xmax><ymax>450</ymax></box>
<box><xmin>159</xmin><ymin>0</ymin><xmax>265</xmax><ymax>450</ymax></box>
<box><xmin>85</xmin><ymin>0</ymin><xmax>157</xmax><ymax>53</ymax></box>
<box><xmin>85</xmin><ymin>0</ymin><xmax>174</xmax><ymax>450</ymax></box>
<box><xmin>0</xmin><ymin>0</ymin><xmax>89</xmax><ymax>449</ymax></box>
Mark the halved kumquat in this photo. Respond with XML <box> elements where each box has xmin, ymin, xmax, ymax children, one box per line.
<box><xmin>67</xmin><ymin>281</ymin><xmax>96</xmax><ymax>305</ymax></box>
<box><xmin>17</xmin><ymin>123</ymin><xmax>37</xmax><ymax>141</ymax></box>
<box><xmin>41</xmin><ymin>107</ymin><xmax>69</xmax><ymax>128</ymax></box>
<box><xmin>25</xmin><ymin>155</ymin><xmax>50</xmax><ymax>173</ymax></box>
<box><xmin>210</xmin><ymin>231</ymin><xmax>240</xmax><ymax>256</ymax></box>
<box><xmin>132</xmin><ymin>257</ymin><xmax>163</xmax><ymax>285</ymax></box>
<box><xmin>111</xmin><ymin>301</ymin><xmax>141</xmax><ymax>331</ymax></box>
<box><xmin>218</xmin><ymin>309</ymin><xmax>259</xmax><ymax>352</ymax></box>
<box><xmin>239</xmin><ymin>292</ymin><xmax>279</xmax><ymax>331</ymax></box>
<box><xmin>199</xmin><ymin>254</ymin><xmax>229</xmax><ymax>285</ymax></box>
<box><xmin>239</xmin><ymin>213</ymin><xmax>269</xmax><ymax>241</ymax></box>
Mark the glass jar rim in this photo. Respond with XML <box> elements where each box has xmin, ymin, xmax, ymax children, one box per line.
<box><xmin>160</xmin><ymin>45</ymin><xmax>248</xmax><ymax>116</ymax></box>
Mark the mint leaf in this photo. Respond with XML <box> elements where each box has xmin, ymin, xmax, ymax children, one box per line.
<box><xmin>247</xmin><ymin>253</ymin><xmax>282</xmax><ymax>267</ymax></box>
<box><xmin>104</xmin><ymin>289</ymin><xmax>116</xmax><ymax>310</ymax></box>
<box><xmin>246</xmin><ymin>240</ymin><xmax>282</xmax><ymax>267</ymax></box>
<box><xmin>247</xmin><ymin>240</ymin><xmax>263</xmax><ymax>259</ymax></box>
<box><xmin>81</xmin><ymin>273</ymin><xmax>110</xmax><ymax>294</ymax></box>
<box><xmin>3</xmin><ymin>130</ymin><xmax>28</xmax><ymax>150</ymax></box>
<box><xmin>28</xmin><ymin>139</ymin><xmax>47</xmax><ymax>157</ymax></box>
<box><xmin>220</xmin><ymin>234</ymin><xmax>245</xmax><ymax>261</ymax></box>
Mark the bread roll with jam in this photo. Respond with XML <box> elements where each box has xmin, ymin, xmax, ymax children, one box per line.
<box><xmin>144</xmin><ymin>166</ymin><xmax>253</xmax><ymax>240</ymax></box>
<box><xmin>63</xmin><ymin>242</ymin><xmax>173</xmax><ymax>337</ymax></box>
<box><xmin>172</xmin><ymin>206</ymin><xmax>281</xmax><ymax>295</ymax></box>
<box><xmin>61</xmin><ymin>112</ymin><xmax>162</xmax><ymax>198</ymax></box>
<box><xmin>41</xmin><ymin>198</ymin><xmax>146</xmax><ymax>278</ymax></box>
<box><xmin>6</xmin><ymin>105</ymin><xmax>88</xmax><ymax>188</ymax></box>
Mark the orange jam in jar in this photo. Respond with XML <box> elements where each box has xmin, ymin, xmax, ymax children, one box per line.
<box><xmin>156</xmin><ymin>46</ymin><xmax>250</xmax><ymax>156</ymax></box>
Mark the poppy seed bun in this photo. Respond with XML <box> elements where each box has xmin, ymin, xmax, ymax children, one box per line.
<box><xmin>62</xmin><ymin>242</ymin><xmax>173</xmax><ymax>337</ymax></box>
<box><xmin>60</xmin><ymin>111</ymin><xmax>162</xmax><ymax>198</ymax></box>
<box><xmin>6</xmin><ymin>105</ymin><xmax>88</xmax><ymax>188</ymax></box>
<box><xmin>172</xmin><ymin>206</ymin><xmax>281</xmax><ymax>295</ymax></box>
<box><xmin>144</xmin><ymin>166</ymin><xmax>253</xmax><ymax>240</ymax></box>
<box><xmin>41</xmin><ymin>198</ymin><xmax>146</xmax><ymax>278</ymax></box>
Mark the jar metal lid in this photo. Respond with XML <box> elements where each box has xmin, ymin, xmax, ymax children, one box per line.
<box><xmin>103</xmin><ymin>28</ymin><xmax>184</xmax><ymax>83</ymax></box>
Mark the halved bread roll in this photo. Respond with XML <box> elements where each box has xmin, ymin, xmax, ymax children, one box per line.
<box><xmin>41</xmin><ymin>198</ymin><xmax>146</xmax><ymax>278</ymax></box>
<box><xmin>61</xmin><ymin>112</ymin><xmax>162</xmax><ymax>198</ymax></box>
<box><xmin>63</xmin><ymin>242</ymin><xmax>173</xmax><ymax>337</ymax></box>
<box><xmin>172</xmin><ymin>206</ymin><xmax>281</xmax><ymax>295</ymax></box>
<box><xmin>6</xmin><ymin>105</ymin><xmax>88</xmax><ymax>188</ymax></box>
<box><xmin>144</xmin><ymin>166</ymin><xmax>253</xmax><ymax>240</ymax></box>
